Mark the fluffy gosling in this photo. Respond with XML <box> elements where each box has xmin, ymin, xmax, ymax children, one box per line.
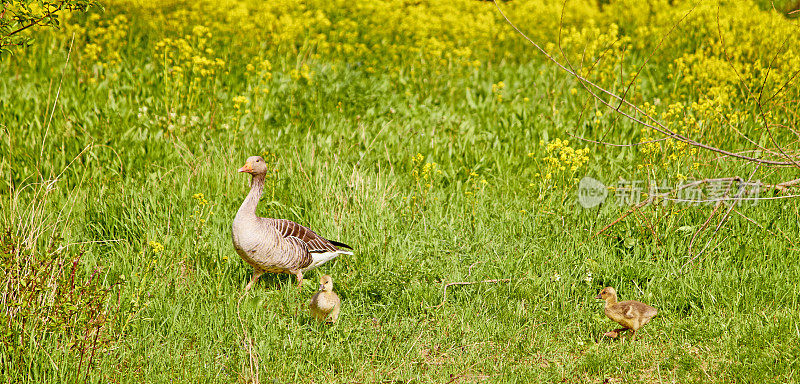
<box><xmin>596</xmin><ymin>287</ymin><xmax>657</xmax><ymax>340</ymax></box>
<box><xmin>309</xmin><ymin>275</ymin><xmax>340</xmax><ymax>324</ymax></box>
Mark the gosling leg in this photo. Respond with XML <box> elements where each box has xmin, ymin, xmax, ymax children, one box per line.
<box><xmin>328</xmin><ymin>306</ymin><xmax>340</xmax><ymax>324</ymax></box>
<box><xmin>604</xmin><ymin>328</ymin><xmax>628</xmax><ymax>338</ymax></box>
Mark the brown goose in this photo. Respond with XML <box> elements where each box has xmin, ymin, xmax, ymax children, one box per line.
<box><xmin>232</xmin><ymin>156</ymin><xmax>353</xmax><ymax>291</ymax></box>
<box><xmin>596</xmin><ymin>287</ymin><xmax>657</xmax><ymax>340</ymax></box>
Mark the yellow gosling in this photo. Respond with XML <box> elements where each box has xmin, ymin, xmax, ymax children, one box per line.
<box><xmin>596</xmin><ymin>287</ymin><xmax>657</xmax><ymax>340</ymax></box>
<box><xmin>309</xmin><ymin>275</ymin><xmax>340</xmax><ymax>324</ymax></box>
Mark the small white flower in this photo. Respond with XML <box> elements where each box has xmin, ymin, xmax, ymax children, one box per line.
<box><xmin>551</xmin><ymin>272</ymin><xmax>561</xmax><ymax>282</ymax></box>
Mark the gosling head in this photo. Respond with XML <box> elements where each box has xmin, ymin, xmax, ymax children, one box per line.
<box><xmin>318</xmin><ymin>275</ymin><xmax>334</xmax><ymax>292</ymax></box>
<box><xmin>595</xmin><ymin>286</ymin><xmax>617</xmax><ymax>301</ymax></box>
<box><xmin>238</xmin><ymin>156</ymin><xmax>268</xmax><ymax>175</ymax></box>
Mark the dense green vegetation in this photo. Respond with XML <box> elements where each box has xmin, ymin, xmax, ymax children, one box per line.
<box><xmin>2</xmin><ymin>0</ymin><xmax>799</xmax><ymax>382</ymax></box>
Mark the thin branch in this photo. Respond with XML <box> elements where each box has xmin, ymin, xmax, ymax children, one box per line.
<box><xmin>40</xmin><ymin>33</ymin><xmax>74</xmax><ymax>163</ymax></box>
<box><xmin>687</xmin><ymin>201</ymin><xmax>723</xmax><ymax>258</ymax></box>
<box><xmin>566</xmin><ymin>131</ymin><xmax>669</xmax><ymax>147</ymax></box>
<box><xmin>428</xmin><ymin>278</ymin><xmax>529</xmax><ymax>310</ymax></box>
<box><xmin>592</xmin><ymin>197</ymin><xmax>652</xmax><ymax>238</ymax></box>
<box><xmin>5</xmin><ymin>1</ymin><xmax>64</xmax><ymax>38</ymax></box>
<box><xmin>732</xmin><ymin>208</ymin><xmax>797</xmax><ymax>248</ymax></box>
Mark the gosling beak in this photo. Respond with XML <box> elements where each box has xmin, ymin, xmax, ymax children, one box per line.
<box><xmin>595</xmin><ymin>293</ymin><xmax>602</xmax><ymax>300</ymax></box>
<box><xmin>238</xmin><ymin>162</ymin><xmax>253</xmax><ymax>173</ymax></box>
<box><xmin>318</xmin><ymin>284</ymin><xmax>324</xmax><ymax>291</ymax></box>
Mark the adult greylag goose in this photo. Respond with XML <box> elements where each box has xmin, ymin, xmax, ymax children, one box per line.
<box><xmin>596</xmin><ymin>287</ymin><xmax>657</xmax><ymax>340</ymax></box>
<box><xmin>308</xmin><ymin>274</ymin><xmax>341</xmax><ymax>323</ymax></box>
<box><xmin>232</xmin><ymin>156</ymin><xmax>353</xmax><ymax>291</ymax></box>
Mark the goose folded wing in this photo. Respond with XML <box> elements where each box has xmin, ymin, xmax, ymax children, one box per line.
<box><xmin>623</xmin><ymin>303</ymin><xmax>637</xmax><ymax>318</ymax></box>
<box><xmin>272</xmin><ymin>219</ymin><xmax>345</xmax><ymax>253</ymax></box>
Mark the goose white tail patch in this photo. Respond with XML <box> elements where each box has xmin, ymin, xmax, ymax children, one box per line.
<box><xmin>303</xmin><ymin>251</ymin><xmax>351</xmax><ymax>271</ymax></box>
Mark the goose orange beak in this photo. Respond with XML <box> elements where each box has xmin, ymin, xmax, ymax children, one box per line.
<box><xmin>238</xmin><ymin>162</ymin><xmax>253</xmax><ymax>173</ymax></box>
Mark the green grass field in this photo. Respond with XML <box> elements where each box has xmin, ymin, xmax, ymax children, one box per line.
<box><xmin>2</xmin><ymin>0</ymin><xmax>800</xmax><ymax>382</ymax></box>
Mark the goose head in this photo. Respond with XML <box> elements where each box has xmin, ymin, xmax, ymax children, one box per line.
<box><xmin>238</xmin><ymin>156</ymin><xmax>268</xmax><ymax>175</ymax></box>
<box><xmin>596</xmin><ymin>286</ymin><xmax>618</xmax><ymax>301</ymax></box>
<box><xmin>319</xmin><ymin>275</ymin><xmax>334</xmax><ymax>292</ymax></box>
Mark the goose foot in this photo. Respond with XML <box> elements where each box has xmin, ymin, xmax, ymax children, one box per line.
<box><xmin>604</xmin><ymin>328</ymin><xmax>628</xmax><ymax>339</ymax></box>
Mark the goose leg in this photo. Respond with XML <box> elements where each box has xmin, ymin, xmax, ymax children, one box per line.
<box><xmin>292</xmin><ymin>270</ymin><xmax>304</xmax><ymax>288</ymax></box>
<box><xmin>244</xmin><ymin>270</ymin><xmax>264</xmax><ymax>291</ymax></box>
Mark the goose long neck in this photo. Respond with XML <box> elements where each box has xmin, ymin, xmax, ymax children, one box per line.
<box><xmin>237</xmin><ymin>173</ymin><xmax>265</xmax><ymax>217</ymax></box>
<box><xmin>604</xmin><ymin>294</ymin><xmax>618</xmax><ymax>307</ymax></box>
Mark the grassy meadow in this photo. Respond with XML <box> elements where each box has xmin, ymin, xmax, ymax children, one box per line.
<box><xmin>2</xmin><ymin>0</ymin><xmax>800</xmax><ymax>382</ymax></box>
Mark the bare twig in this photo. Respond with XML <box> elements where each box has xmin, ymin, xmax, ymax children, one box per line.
<box><xmin>236</xmin><ymin>293</ymin><xmax>260</xmax><ymax>384</ymax></box>
<box><xmin>467</xmin><ymin>261</ymin><xmax>488</xmax><ymax>277</ymax></box>
<box><xmin>41</xmin><ymin>33</ymin><xmax>74</xmax><ymax>164</ymax></box>
<box><xmin>565</xmin><ymin>131</ymin><xmax>668</xmax><ymax>147</ymax></box>
<box><xmin>690</xmin><ymin>167</ymin><xmax>761</xmax><ymax>263</ymax></box>
<box><xmin>732</xmin><ymin>208</ymin><xmax>797</xmax><ymax>248</ymax></box>
<box><xmin>593</xmin><ymin>197</ymin><xmax>652</xmax><ymax>238</ymax></box>
<box><xmin>428</xmin><ymin>278</ymin><xmax>530</xmax><ymax>310</ymax></box>
<box><xmin>687</xmin><ymin>201</ymin><xmax>723</xmax><ymax>258</ymax></box>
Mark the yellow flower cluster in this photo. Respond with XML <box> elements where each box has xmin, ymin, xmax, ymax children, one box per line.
<box><xmin>190</xmin><ymin>192</ymin><xmax>214</xmax><ymax>231</ymax></box>
<box><xmin>64</xmin><ymin>13</ymin><xmax>129</xmax><ymax>83</ymax></box>
<box><xmin>192</xmin><ymin>193</ymin><xmax>209</xmax><ymax>206</ymax></box>
<box><xmin>232</xmin><ymin>95</ymin><xmax>249</xmax><ymax>111</ymax></box>
<box><xmin>250</xmin><ymin>59</ymin><xmax>273</xmax><ymax>95</ymax></box>
<box><xmin>555</xmin><ymin>23</ymin><xmax>631</xmax><ymax>87</ymax></box>
<box><xmin>546</xmin><ymin>139</ymin><xmax>590</xmax><ymax>172</ymax></box>
<box><xmin>491</xmin><ymin>81</ymin><xmax>505</xmax><ymax>102</ymax></box>
<box><xmin>59</xmin><ymin>0</ymin><xmax>602</xmax><ymax>76</ymax></box>
<box><xmin>410</xmin><ymin>153</ymin><xmax>441</xmax><ymax>188</ymax></box>
<box><xmin>464</xmin><ymin>171</ymin><xmax>488</xmax><ymax>197</ymax></box>
<box><xmin>148</xmin><ymin>241</ymin><xmax>164</xmax><ymax>253</ymax></box>
<box><xmin>154</xmin><ymin>25</ymin><xmax>225</xmax><ymax>102</ymax></box>
<box><xmin>289</xmin><ymin>64</ymin><xmax>314</xmax><ymax>83</ymax></box>
<box><xmin>407</xmin><ymin>153</ymin><xmax>443</xmax><ymax>215</ymax></box>
<box><xmin>609</xmin><ymin>0</ymin><xmax>799</xmax><ymax>142</ymax></box>
<box><xmin>532</xmin><ymin>138</ymin><xmax>590</xmax><ymax>182</ymax></box>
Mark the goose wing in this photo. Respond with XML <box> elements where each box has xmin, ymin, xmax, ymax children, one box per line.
<box><xmin>271</xmin><ymin>219</ymin><xmax>352</xmax><ymax>253</ymax></box>
<box><xmin>618</xmin><ymin>300</ymin><xmax>657</xmax><ymax>319</ymax></box>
